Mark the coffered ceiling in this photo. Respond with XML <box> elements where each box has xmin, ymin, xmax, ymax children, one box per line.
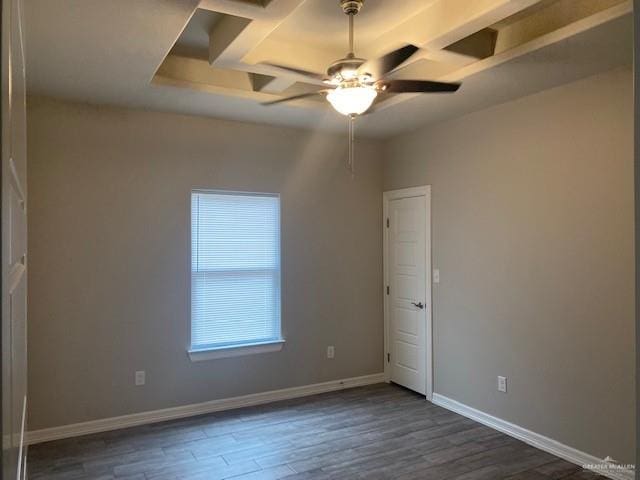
<box><xmin>25</xmin><ymin>0</ymin><xmax>633</xmax><ymax>138</ymax></box>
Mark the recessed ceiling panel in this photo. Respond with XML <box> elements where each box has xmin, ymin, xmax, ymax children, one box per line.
<box><xmin>269</xmin><ymin>0</ymin><xmax>438</xmax><ymax>53</ymax></box>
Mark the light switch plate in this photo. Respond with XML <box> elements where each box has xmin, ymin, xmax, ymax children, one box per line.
<box><xmin>433</xmin><ymin>269</ymin><xmax>440</xmax><ymax>284</ymax></box>
<box><xmin>498</xmin><ymin>376</ymin><xmax>507</xmax><ymax>393</ymax></box>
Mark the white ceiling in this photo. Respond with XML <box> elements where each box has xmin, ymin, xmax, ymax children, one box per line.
<box><xmin>24</xmin><ymin>0</ymin><xmax>633</xmax><ymax>139</ymax></box>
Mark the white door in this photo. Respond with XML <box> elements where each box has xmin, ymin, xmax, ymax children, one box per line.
<box><xmin>385</xmin><ymin>188</ymin><xmax>430</xmax><ymax>396</ymax></box>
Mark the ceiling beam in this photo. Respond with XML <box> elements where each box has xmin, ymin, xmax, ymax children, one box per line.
<box><xmin>447</xmin><ymin>0</ymin><xmax>632</xmax><ymax>81</ymax></box>
<box><xmin>411</xmin><ymin>28</ymin><xmax>498</xmax><ymax>69</ymax></box>
<box><xmin>205</xmin><ymin>0</ymin><xmax>306</xmax><ymax>67</ymax></box>
<box><xmin>374</xmin><ymin>0</ymin><xmax>631</xmax><ymax>112</ymax></box>
<box><xmin>444</xmin><ymin>29</ymin><xmax>498</xmax><ymax>60</ymax></box>
<box><xmin>362</xmin><ymin>0</ymin><xmax>542</xmax><ymax>63</ymax></box>
<box><xmin>208</xmin><ymin>14</ymin><xmax>252</xmax><ymax>64</ymax></box>
<box><xmin>243</xmin><ymin>37</ymin><xmax>343</xmax><ymax>82</ymax></box>
<box><xmin>153</xmin><ymin>59</ymin><xmax>324</xmax><ymax>109</ymax></box>
<box><xmin>199</xmin><ymin>0</ymin><xmax>269</xmax><ymax>20</ymax></box>
<box><xmin>492</xmin><ymin>0</ymin><xmax>626</xmax><ymax>54</ymax></box>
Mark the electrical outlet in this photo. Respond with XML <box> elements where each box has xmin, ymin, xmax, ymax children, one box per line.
<box><xmin>433</xmin><ymin>269</ymin><xmax>440</xmax><ymax>284</ymax></box>
<box><xmin>498</xmin><ymin>376</ymin><xmax>507</xmax><ymax>393</ymax></box>
<box><xmin>327</xmin><ymin>346</ymin><xmax>335</xmax><ymax>359</ymax></box>
<box><xmin>135</xmin><ymin>370</ymin><xmax>146</xmax><ymax>386</ymax></box>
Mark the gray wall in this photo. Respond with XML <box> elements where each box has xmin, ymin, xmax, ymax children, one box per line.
<box><xmin>26</xmin><ymin>97</ymin><xmax>384</xmax><ymax>430</ymax></box>
<box><xmin>384</xmin><ymin>68</ymin><xmax>635</xmax><ymax>464</ymax></box>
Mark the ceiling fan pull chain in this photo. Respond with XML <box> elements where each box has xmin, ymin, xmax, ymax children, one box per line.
<box><xmin>347</xmin><ymin>115</ymin><xmax>352</xmax><ymax>174</ymax></box>
<box><xmin>348</xmin><ymin>14</ymin><xmax>354</xmax><ymax>56</ymax></box>
<box><xmin>348</xmin><ymin>114</ymin><xmax>356</xmax><ymax>177</ymax></box>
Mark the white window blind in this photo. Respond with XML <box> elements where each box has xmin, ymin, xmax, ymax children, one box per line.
<box><xmin>191</xmin><ymin>191</ymin><xmax>281</xmax><ymax>351</ymax></box>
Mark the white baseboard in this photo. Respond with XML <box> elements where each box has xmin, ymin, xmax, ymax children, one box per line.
<box><xmin>431</xmin><ymin>393</ymin><xmax>634</xmax><ymax>480</ymax></box>
<box><xmin>26</xmin><ymin>373</ymin><xmax>385</xmax><ymax>445</ymax></box>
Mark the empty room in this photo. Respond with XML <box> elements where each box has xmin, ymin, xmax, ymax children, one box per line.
<box><xmin>1</xmin><ymin>0</ymin><xmax>637</xmax><ymax>479</ymax></box>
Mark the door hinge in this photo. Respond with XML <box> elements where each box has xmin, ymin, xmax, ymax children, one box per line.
<box><xmin>387</xmin><ymin>353</ymin><xmax>390</xmax><ymax>363</ymax></box>
<box><xmin>386</xmin><ymin>218</ymin><xmax>389</xmax><ymax>228</ymax></box>
<box><xmin>386</xmin><ymin>285</ymin><xmax>390</xmax><ymax>295</ymax></box>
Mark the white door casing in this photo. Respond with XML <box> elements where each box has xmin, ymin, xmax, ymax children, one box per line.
<box><xmin>383</xmin><ymin>186</ymin><xmax>432</xmax><ymax>399</ymax></box>
<box><xmin>2</xmin><ymin>0</ymin><xmax>28</xmax><ymax>478</ymax></box>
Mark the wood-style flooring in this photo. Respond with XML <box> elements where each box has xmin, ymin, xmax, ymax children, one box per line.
<box><xmin>28</xmin><ymin>383</ymin><xmax>607</xmax><ymax>480</ymax></box>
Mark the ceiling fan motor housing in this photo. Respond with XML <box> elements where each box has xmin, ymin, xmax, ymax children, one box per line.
<box><xmin>327</xmin><ymin>56</ymin><xmax>366</xmax><ymax>80</ymax></box>
<box><xmin>340</xmin><ymin>0</ymin><xmax>364</xmax><ymax>15</ymax></box>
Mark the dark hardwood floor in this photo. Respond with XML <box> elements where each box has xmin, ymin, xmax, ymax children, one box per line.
<box><xmin>28</xmin><ymin>383</ymin><xmax>607</xmax><ymax>480</ymax></box>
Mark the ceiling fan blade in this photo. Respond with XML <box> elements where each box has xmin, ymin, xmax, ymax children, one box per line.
<box><xmin>261</xmin><ymin>91</ymin><xmax>324</xmax><ymax>106</ymax></box>
<box><xmin>358</xmin><ymin>44</ymin><xmax>419</xmax><ymax>80</ymax></box>
<box><xmin>381</xmin><ymin>79</ymin><xmax>461</xmax><ymax>93</ymax></box>
<box><xmin>261</xmin><ymin>63</ymin><xmax>327</xmax><ymax>82</ymax></box>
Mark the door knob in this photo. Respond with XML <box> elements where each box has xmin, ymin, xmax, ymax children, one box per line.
<box><xmin>411</xmin><ymin>302</ymin><xmax>424</xmax><ymax>309</ymax></box>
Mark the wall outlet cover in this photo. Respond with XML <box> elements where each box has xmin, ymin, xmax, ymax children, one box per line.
<box><xmin>327</xmin><ymin>346</ymin><xmax>335</xmax><ymax>359</ymax></box>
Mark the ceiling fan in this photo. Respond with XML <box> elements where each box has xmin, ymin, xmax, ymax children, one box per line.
<box><xmin>261</xmin><ymin>0</ymin><xmax>462</xmax><ymax>174</ymax></box>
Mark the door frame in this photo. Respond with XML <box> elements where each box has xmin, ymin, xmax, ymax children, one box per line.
<box><xmin>383</xmin><ymin>186</ymin><xmax>433</xmax><ymax>400</ymax></box>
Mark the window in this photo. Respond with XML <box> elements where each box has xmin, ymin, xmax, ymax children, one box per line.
<box><xmin>190</xmin><ymin>190</ymin><xmax>282</xmax><ymax>359</ymax></box>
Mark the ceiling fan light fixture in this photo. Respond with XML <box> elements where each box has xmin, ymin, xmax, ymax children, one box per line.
<box><xmin>327</xmin><ymin>84</ymin><xmax>377</xmax><ymax>116</ymax></box>
<box><xmin>260</xmin><ymin>0</ymin><xmax>460</xmax><ymax>176</ymax></box>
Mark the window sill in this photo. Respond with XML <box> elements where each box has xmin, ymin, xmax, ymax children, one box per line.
<box><xmin>188</xmin><ymin>339</ymin><xmax>285</xmax><ymax>362</ymax></box>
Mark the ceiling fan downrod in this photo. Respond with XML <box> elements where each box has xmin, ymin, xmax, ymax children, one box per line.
<box><xmin>340</xmin><ymin>0</ymin><xmax>364</xmax><ymax>56</ymax></box>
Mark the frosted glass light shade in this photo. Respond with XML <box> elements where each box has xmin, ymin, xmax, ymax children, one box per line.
<box><xmin>327</xmin><ymin>85</ymin><xmax>377</xmax><ymax>116</ymax></box>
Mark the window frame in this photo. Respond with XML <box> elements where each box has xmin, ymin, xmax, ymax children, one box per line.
<box><xmin>188</xmin><ymin>189</ymin><xmax>284</xmax><ymax>362</ymax></box>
